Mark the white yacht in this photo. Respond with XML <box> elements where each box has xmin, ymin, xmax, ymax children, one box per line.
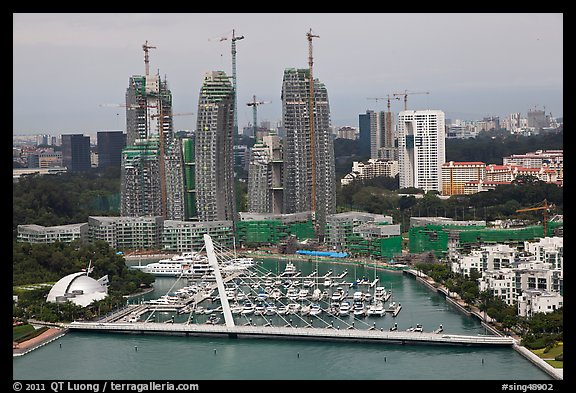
<box><xmin>309</xmin><ymin>303</ymin><xmax>322</xmax><ymax>316</ymax></box>
<box><xmin>131</xmin><ymin>252</ymin><xmax>212</xmax><ymax>277</ymax></box>
<box><xmin>339</xmin><ymin>300</ymin><xmax>351</xmax><ymax>316</ymax></box>
<box><xmin>281</xmin><ymin>262</ymin><xmax>298</xmax><ymax>276</ymax></box>
<box><xmin>367</xmin><ymin>301</ymin><xmax>386</xmax><ymax>317</ymax></box>
<box><xmin>353</xmin><ymin>301</ymin><xmax>367</xmax><ymax>317</ymax></box>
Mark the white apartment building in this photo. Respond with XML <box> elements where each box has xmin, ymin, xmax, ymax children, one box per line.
<box><xmin>340</xmin><ymin>159</ymin><xmax>399</xmax><ymax>186</ymax></box>
<box><xmin>517</xmin><ymin>289</ymin><xmax>563</xmax><ymax>318</ymax></box>
<box><xmin>398</xmin><ymin>110</ymin><xmax>445</xmax><ymax>192</ymax></box>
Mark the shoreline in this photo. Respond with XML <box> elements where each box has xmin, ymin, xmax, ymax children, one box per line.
<box><xmin>13</xmin><ymin>326</ymin><xmax>68</xmax><ymax>357</ymax></box>
<box><xmin>402</xmin><ymin>268</ymin><xmax>563</xmax><ymax>380</ymax></box>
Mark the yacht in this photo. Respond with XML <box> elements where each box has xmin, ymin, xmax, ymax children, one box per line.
<box><xmin>241</xmin><ymin>301</ymin><xmax>255</xmax><ymax>315</ymax></box>
<box><xmin>386</xmin><ymin>302</ymin><xmax>402</xmax><ymax>317</ymax></box>
<box><xmin>309</xmin><ymin>303</ymin><xmax>322</xmax><ymax>316</ymax></box>
<box><xmin>353</xmin><ymin>301</ymin><xmax>367</xmax><ymax>317</ymax></box>
<box><xmin>281</xmin><ymin>262</ymin><xmax>298</xmax><ymax>276</ymax></box>
<box><xmin>131</xmin><ymin>252</ymin><xmax>212</xmax><ymax>277</ymax></box>
<box><xmin>374</xmin><ymin>286</ymin><xmax>391</xmax><ymax>301</ymax></box>
<box><xmin>367</xmin><ymin>301</ymin><xmax>386</xmax><ymax>317</ymax></box>
<box><xmin>339</xmin><ymin>300</ymin><xmax>351</xmax><ymax>316</ymax></box>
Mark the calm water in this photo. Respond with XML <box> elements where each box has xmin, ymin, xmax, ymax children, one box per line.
<box><xmin>13</xmin><ymin>257</ymin><xmax>553</xmax><ymax>381</ymax></box>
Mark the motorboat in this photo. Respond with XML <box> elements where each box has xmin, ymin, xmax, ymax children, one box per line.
<box><xmin>309</xmin><ymin>303</ymin><xmax>322</xmax><ymax>316</ymax></box>
<box><xmin>281</xmin><ymin>262</ymin><xmax>298</xmax><ymax>276</ymax></box>
<box><xmin>241</xmin><ymin>301</ymin><xmax>255</xmax><ymax>315</ymax></box>
<box><xmin>367</xmin><ymin>301</ymin><xmax>386</xmax><ymax>317</ymax></box>
<box><xmin>353</xmin><ymin>301</ymin><xmax>367</xmax><ymax>317</ymax></box>
<box><xmin>339</xmin><ymin>300</ymin><xmax>351</xmax><ymax>316</ymax></box>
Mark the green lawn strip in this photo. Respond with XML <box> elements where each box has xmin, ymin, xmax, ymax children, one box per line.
<box><xmin>13</xmin><ymin>324</ymin><xmax>36</xmax><ymax>341</ymax></box>
<box><xmin>14</xmin><ymin>325</ymin><xmax>50</xmax><ymax>343</ymax></box>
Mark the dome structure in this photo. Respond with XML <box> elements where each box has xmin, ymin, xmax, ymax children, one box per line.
<box><xmin>47</xmin><ymin>272</ymin><xmax>109</xmax><ymax>307</ymax></box>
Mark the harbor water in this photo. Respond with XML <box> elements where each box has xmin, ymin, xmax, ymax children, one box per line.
<box><xmin>13</xmin><ymin>257</ymin><xmax>555</xmax><ymax>380</ymax></box>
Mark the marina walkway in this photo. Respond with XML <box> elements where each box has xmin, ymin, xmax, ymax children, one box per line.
<box><xmin>68</xmin><ymin>321</ymin><xmax>516</xmax><ymax>347</ymax></box>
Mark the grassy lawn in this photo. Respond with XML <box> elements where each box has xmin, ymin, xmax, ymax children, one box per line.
<box><xmin>13</xmin><ymin>324</ymin><xmax>35</xmax><ymax>341</ymax></box>
<box><xmin>530</xmin><ymin>342</ymin><xmax>563</xmax><ymax>369</ymax></box>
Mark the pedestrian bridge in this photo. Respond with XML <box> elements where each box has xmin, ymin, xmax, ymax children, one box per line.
<box><xmin>68</xmin><ymin>321</ymin><xmax>516</xmax><ymax>347</ymax></box>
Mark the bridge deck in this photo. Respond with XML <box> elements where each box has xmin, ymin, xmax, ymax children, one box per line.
<box><xmin>68</xmin><ymin>321</ymin><xmax>516</xmax><ymax>347</ymax></box>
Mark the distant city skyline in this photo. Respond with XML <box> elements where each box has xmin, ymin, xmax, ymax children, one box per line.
<box><xmin>13</xmin><ymin>13</ymin><xmax>563</xmax><ymax>135</ymax></box>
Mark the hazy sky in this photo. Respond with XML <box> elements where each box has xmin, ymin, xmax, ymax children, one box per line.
<box><xmin>13</xmin><ymin>13</ymin><xmax>563</xmax><ymax>135</ymax></box>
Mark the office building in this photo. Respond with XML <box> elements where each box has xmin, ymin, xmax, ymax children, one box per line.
<box><xmin>61</xmin><ymin>134</ymin><xmax>91</xmax><ymax>172</ymax></box>
<box><xmin>97</xmin><ymin>131</ymin><xmax>126</xmax><ymax>171</ymax></box>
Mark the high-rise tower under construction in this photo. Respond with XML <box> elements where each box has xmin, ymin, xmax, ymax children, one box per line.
<box><xmin>120</xmin><ymin>43</ymin><xmax>185</xmax><ymax>220</ymax></box>
<box><xmin>194</xmin><ymin>71</ymin><xmax>237</xmax><ymax>223</ymax></box>
<box><xmin>281</xmin><ymin>68</ymin><xmax>335</xmax><ymax>238</ymax></box>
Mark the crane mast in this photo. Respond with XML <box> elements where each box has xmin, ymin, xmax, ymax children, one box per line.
<box><xmin>230</xmin><ymin>30</ymin><xmax>245</xmax><ymax>138</ymax></box>
<box><xmin>307</xmin><ymin>28</ymin><xmax>319</xmax><ymax>215</ymax></box>
<box><xmin>246</xmin><ymin>95</ymin><xmax>270</xmax><ymax>141</ymax></box>
<box><xmin>142</xmin><ymin>40</ymin><xmax>156</xmax><ymax>76</ymax></box>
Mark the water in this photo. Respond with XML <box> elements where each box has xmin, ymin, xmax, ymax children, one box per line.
<box><xmin>13</xmin><ymin>257</ymin><xmax>554</xmax><ymax>380</ymax></box>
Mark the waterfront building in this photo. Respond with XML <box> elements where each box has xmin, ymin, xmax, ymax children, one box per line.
<box><xmin>281</xmin><ymin>68</ymin><xmax>335</xmax><ymax>239</ymax></box>
<box><xmin>517</xmin><ymin>289</ymin><xmax>563</xmax><ymax>318</ymax></box>
<box><xmin>195</xmin><ymin>71</ymin><xmax>237</xmax><ymax>223</ymax></box>
<box><xmin>236</xmin><ymin>211</ymin><xmax>314</xmax><ymax>246</ymax></box>
<box><xmin>17</xmin><ymin>223</ymin><xmax>88</xmax><ymax>244</ymax></box>
<box><xmin>47</xmin><ymin>271</ymin><xmax>109</xmax><ymax>307</ymax></box>
<box><xmin>61</xmin><ymin>134</ymin><xmax>91</xmax><ymax>172</ymax></box>
<box><xmin>161</xmin><ymin>220</ymin><xmax>234</xmax><ymax>253</ymax></box>
<box><xmin>397</xmin><ymin>110</ymin><xmax>446</xmax><ymax>193</ymax></box>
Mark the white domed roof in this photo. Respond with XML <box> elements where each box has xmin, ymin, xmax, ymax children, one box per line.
<box><xmin>47</xmin><ymin>272</ymin><xmax>108</xmax><ymax>307</ymax></box>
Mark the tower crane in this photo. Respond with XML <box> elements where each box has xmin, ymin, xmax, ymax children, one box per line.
<box><xmin>367</xmin><ymin>95</ymin><xmax>401</xmax><ymax>146</ymax></box>
<box><xmin>246</xmin><ymin>96</ymin><xmax>271</xmax><ymax>140</ymax></box>
<box><xmin>516</xmin><ymin>199</ymin><xmax>555</xmax><ymax>237</ymax></box>
<box><xmin>210</xmin><ymin>29</ymin><xmax>244</xmax><ymax>137</ymax></box>
<box><xmin>307</xmin><ymin>28</ymin><xmax>320</xmax><ymax>216</ymax></box>
<box><xmin>393</xmin><ymin>90</ymin><xmax>430</xmax><ymax>111</ymax></box>
<box><xmin>142</xmin><ymin>40</ymin><xmax>156</xmax><ymax>76</ymax></box>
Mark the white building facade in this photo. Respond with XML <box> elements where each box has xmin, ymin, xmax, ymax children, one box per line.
<box><xmin>398</xmin><ymin>110</ymin><xmax>446</xmax><ymax>192</ymax></box>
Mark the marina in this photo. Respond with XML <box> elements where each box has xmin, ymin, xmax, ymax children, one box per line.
<box><xmin>70</xmin><ymin>235</ymin><xmax>515</xmax><ymax>348</ymax></box>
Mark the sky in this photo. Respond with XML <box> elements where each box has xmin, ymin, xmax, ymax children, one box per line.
<box><xmin>13</xmin><ymin>13</ymin><xmax>563</xmax><ymax>136</ymax></box>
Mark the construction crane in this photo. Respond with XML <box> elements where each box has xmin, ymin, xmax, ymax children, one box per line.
<box><xmin>246</xmin><ymin>96</ymin><xmax>271</xmax><ymax>140</ymax></box>
<box><xmin>142</xmin><ymin>40</ymin><xmax>156</xmax><ymax>76</ymax></box>
<box><xmin>516</xmin><ymin>199</ymin><xmax>554</xmax><ymax>237</ymax></box>
<box><xmin>393</xmin><ymin>90</ymin><xmax>430</xmax><ymax>111</ymax></box>
<box><xmin>367</xmin><ymin>95</ymin><xmax>401</xmax><ymax>146</ymax></box>
<box><xmin>307</xmin><ymin>28</ymin><xmax>320</xmax><ymax>216</ymax></box>
<box><xmin>210</xmin><ymin>29</ymin><xmax>244</xmax><ymax>137</ymax></box>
